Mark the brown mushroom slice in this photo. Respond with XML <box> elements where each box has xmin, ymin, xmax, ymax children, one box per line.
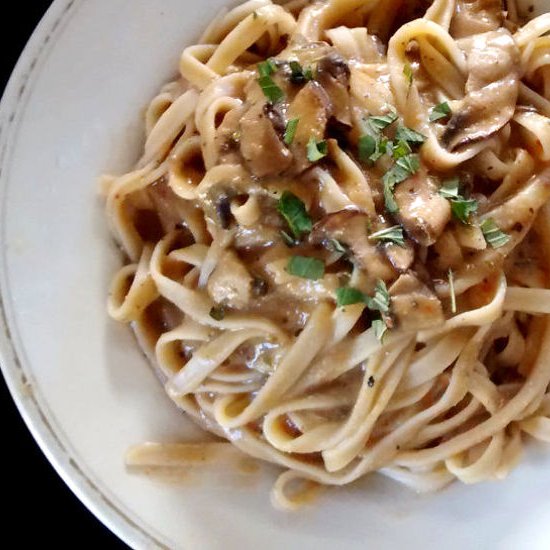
<box><xmin>310</xmin><ymin>210</ymin><xmax>395</xmax><ymax>280</ymax></box>
<box><xmin>389</xmin><ymin>273</ymin><xmax>445</xmax><ymax>331</ymax></box>
<box><xmin>287</xmin><ymin>81</ymin><xmax>333</xmax><ymax>174</ymax></box>
<box><xmin>394</xmin><ymin>173</ymin><xmax>451</xmax><ymax>247</ymax></box>
<box><xmin>316</xmin><ymin>52</ymin><xmax>352</xmax><ymax>126</ymax></box>
<box><xmin>207</xmin><ymin>250</ymin><xmax>253</xmax><ymax>309</ymax></box>
<box><xmin>384</xmin><ymin>241</ymin><xmax>415</xmax><ymax>272</ymax></box>
<box><xmin>442</xmin><ymin>29</ymin><xmax>520</xmax><ymax>151</ymax></box>
<box><xmin>239</xmin><ymin>101</ymin><xmax>293</xmax><ymax>178</ymax></box>
<box><xmin>450</xmin><ymin>0</ymin><xmax>504</xmax><ymax>39</ymax></box>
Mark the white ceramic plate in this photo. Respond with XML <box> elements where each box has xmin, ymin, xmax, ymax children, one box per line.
<box><xmin>2</xmin><ymin>1</ymin><xmax>550</xmax><ymax>548</ymax></box>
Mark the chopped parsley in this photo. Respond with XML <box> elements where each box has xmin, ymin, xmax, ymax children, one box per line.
<box><xmin>372</xmin><ymin>319</ymin><xmax>388</xmax><ymax>342</ymax></box>
<box><xmin>369</xmin><ymin>225</ymin><xmax>405</xmax><ymax>247</ymax></box>
<box><xmin>257</xmin><ymin>59</ymin><xmax>277</xmax><ymax>78</ymax></box>
<box><xmin>381</xmin><ymin>153</ymin><xmax>421</xmax><ymax>211</ymax></box>
<box><xmin>366</xmin><ymin>112</ymin><xmax>398</xmax><ymax>133</ymax></box>
<box><xmin>209</xmin><ymin>306</ymin><xmax>226</xmax><ymax>321</ymax></box>
<box><xmin>395</xmin><ymin>126</ymin><xmax>426</xmax><ymax>146</ymax></box>
<box><xmin>391</xmin><ymin>139</ymin><xmax>412</xmax><ymax>159</ymax></box>
<box><xmin>430</xmin><ymin>102</ymin><xmax>451</xmax><ymax>122</ymax></box>
<box><xmin>289</xmin><ymin>60</ymin><xmax>313</xmax><ymax>84</ymax></box>
<box><xmin>284</xmin><ymin>118</ymin><xmax>299</xmax><ymax>145</ymax></box>
<box><xmin>366</xmin><ymin>280</ymin><xmax>391</xmax><ymax>314</ymax></box>
<box><xmin>277</xmin><ymin>191</ymin><xmax>312</xmax><ymax>239</ymax></box>
<box><xmin>306</xmin><ymin>137</ymin><xmax>328</xmax><ymax>162</ymax></box>
<box><xmin>258</xmin><ymin>75</ymin><xmax>284</xmax><ymax>103</ymax></box>
<box><xmin>287</xmin><ymin>256</ymin><xmax>325</xmax><ymax>280</ymax></box>
<box><xmin>438</xmin><ymin>177</ymin><xmax>478</xmax><ymax>223</ymax></box>
<box><xmin>336</xmin><ymin>287</ymin><xmax>366</xmax><ymax>307</ymax></box>
<box><xmin>480</xmin><ymin>218</ymin><xmax>511</xmax><ymax>249</ymax></box>
<box><xmin>448</xmin><ymin>269</ymin><xmax>457</xmax><ymax>314</ymax></box>
<box><xmin>438</xmin><ymin>177</ymin><xmax>460</xmax><ymax>199</ymax></box>
<box><xmin>451</xmin><ymin>198</ymin><xmax>478</xmax><ymax>224</ymax></box>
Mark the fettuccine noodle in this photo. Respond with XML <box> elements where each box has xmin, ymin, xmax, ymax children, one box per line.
<box><xmin>104</xmin><ymin>0</ymin><xmax>550</xmax><ymax>509</ymax></box>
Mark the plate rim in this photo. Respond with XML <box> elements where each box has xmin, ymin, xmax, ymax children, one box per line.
<box><xmin>0</xmin><ymin>2</ymin><xmax>167</xmax><ymax>548</ymax></box>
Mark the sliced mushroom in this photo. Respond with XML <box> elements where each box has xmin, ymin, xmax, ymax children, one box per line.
<box><xmin>389</xmin><ymin>273</ymin><xmax>444</xmax><ymax>331</ymax></box>
<box><xmin>450</xmin><ymin>0</ymin><xmax>504</xmax><ymax>39</ymax></box>
<box><xmin>286</xmin><ymin>81</ymin><xmax>332</xmax><ymax>174</ymax></box>
<box><xmin>310</xmin><ymin>210</ymin><xmax>395</xmax><ymax>280</ymax></box>
<box><xmin>394</xmin><ymin>173</ymin><xmax>451</xmax><ymax>247</ymax></box>
<box><xmin>316</xmin><ymin>52</ymin><xmax>352</xmax><ymax>126</ymax></box>
<box><xmin>442</xmin><ymin>29</ymin><xmax>520</xmax><ymax>151</ymax></box>
<box><xmin>207</xmin><ymin>250</ymin><xmax>253</xmax><ymax>309</ymax></box>
<box><xmin>239</xmin><ymin>100</ymin><xmax>293</xmax><ymax>177</ymax></box>
<box><xmin>384</xmin><ymin>242</ymin><xmax>415</xmax><ymax>272</ymax></box>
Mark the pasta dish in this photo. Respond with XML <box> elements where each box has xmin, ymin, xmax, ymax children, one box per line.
<box><xmin>103</xmin><ymin>0</ymin><xmax>550</xmax><ymax>509</ymax></box>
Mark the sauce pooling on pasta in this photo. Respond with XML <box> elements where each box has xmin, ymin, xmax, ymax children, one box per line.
<box><xmin>104</xmin><ymin>0</ymin><xmax>550</xmax><ymax>510</ymax></box>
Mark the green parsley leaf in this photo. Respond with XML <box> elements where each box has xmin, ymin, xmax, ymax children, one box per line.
<box><xmin>209</xmin><ymin>306</ymin><xmax>226</xmax><ymax>321</ymax></box>
<box><xmin>395</xmin><ymin>126</ymin><xmax>426</xmax><ymax>146</ymax></box>
<box><xmin>258</xmin><ymin>59</ymin><xmax>276</xmax><ymax>78</ymax></box>
<box><xmin>366</xmin><ymin>112</ymin><xmax>398</xmax><ymax>133</ymax></box>
<box><xmin>382</xmin><ymin>153</ymin><xmax>420</xmax><ymax>187</ymax></box>
<box><xmin>284</xmin><ymin>118</ymin><xmax>299</xmax><ymax>145</ymax></box>
<box><xmin>403</xmin><ymin>63</ymin><xmax>413</xmax><ymax>86</ymax></box>
<box><xmin>382</xmin><ymin>153</ymin><xmax>420</xmax><ymax>212</ymax></box>
<box><xmin>358</xmin><ymin>134</ymin><xmax>376</xmax><ymax>163</ymax></box>
<box><xmin>289</xmin><ymin>60</ymin><xmax>313</xmax><ymax>84</ymax></box>
<box><xmin>383</xmin><ymin>180</ymin><xmax>399</xmax><ymax>213</ymax></box>
<box><xmin>258</xmin><ymin>75</ymin><xmax>284</xmax><ymax>104</ymax></box>
<box><xmin>392</xmin><ymin>139</ymin><xmax>412</xmax><ymax>159</ymax></box>
<box><xmin>277</xmin><ymin>191</ymin><xmax>312</xmax><ymax>239</ymax></box>
<box><xmin>438</xmin><ymin>177</ymin><xmax>461</xmax><ymax>199</ymax></box>
<box><xmin>451</xmin><ymin>197</ymin><xmax>478</xmax><ymax>224</ymax></box>
<box><xmin>287</xmin><ymin>256</ymin><xmax>325</xmax><ymax>280</ymax></box>
<box><xmin>336</xmin><ymin>287</ymin><xmax>366</xmax><ymax>307</ymax></box>
<box><xmin>430</xmin><ymin>102</ymin><xmax>451</xmax><ymax>122</ymax></box>
<box><xmin>448</xmin><ymin>268</ymin><xmax>457</xmax><ymax>314</ymax></box>
<box><xmin>438</xmin><ymin>177</ymin><xmax>478</xmax><ymax>223</ymax></box>
<box><xmin>372</xmin><ymin>318</ymin><xmax>388</xmax><ymax>342</ymax></box>
<box><xmin>366</xmin><ymin>280</ymin><xmax>390</xmax><ymax>314</ymax></box>
<box><xmin>369</xmin><ymin>225</ymin><xmax>405</xmax><ymax>247</ymax></box>
<box><xmin>307</xmin><ymin>137</ymin><xmax>328</xmax><ymax>162</ymax></box>
<box><xmin>480</xmin><ymin>218</ymin><xmax>511</xmax><ymax>249</ymax></box>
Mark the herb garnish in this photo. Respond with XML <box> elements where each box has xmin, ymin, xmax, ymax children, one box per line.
<box><xmin>258</xmin><ymin>76</ymin><xmax>284</xmax><ymax>104</ymax></box>
<box><xmin>480</xmin><ymin>218</ymin><xmax>511</xmax><ymax>249</ymax></box>
<box><xmin>430</xmin><ymin>102</ymin><xmax>451</xmax><ymax>122</ymax></box>
<box><xmin>284</xmin><ymin>118</ymin><xmax>299</xmax><ymax>145</ymax></box>
<box><xmin>287</xmin><ymin>256</ymin><xmax>325</xmax><ymax>280</ymax></box>
<box><xmin>365</xmin><ymin>280</ymin><xmax>391</xmax><ymax>314</ymax></box>
<box><xmin>289</xmin><ymin>60</ymin><xmax>313</xmax><ymax>84</ymax></box>
<box><xmin>372</xmin><ymin>319</ymin><xmax>388</xmax><ymax>342</ymax></box>
<box><xmin>438</xmin><ymin>177</ymin><xmax>478</xmax><ymax>223</ymax></box>
<box><xmin>395</xmin><ymin>126</ymin><xmax>426</xmax><ymax>146</ymax></box>
<box><xmin>382</xmin><ymin>154</ymin><xmax>420</xmax><ymax>212</ymax></box>
<box><xmin>258</xmin><ymin>59</ymin><xmax>277</xmax><ymax>78</ymax></box>
<box><xmin>336</xmin><ymin>287</ymin><xmax>366</xmax><ymax>307</ymax></box>
<box><xmin>448</xmin><ymin>269</ymin><xmax>457</xmax><ymax>314</ymax></box>
<box><xmin>369</xmin><ymin>225</ymin><xmax>405</xmax><ymax>247</ymax></box>
<box><xmin>277</xmin><ymin>191</ymin><xmax>312</xmax><ymax>239</ymax></box>
<box><xmin>306</xmin><ymin>137</ymin><xmax>328</xmax><ymax>162</ymax></box>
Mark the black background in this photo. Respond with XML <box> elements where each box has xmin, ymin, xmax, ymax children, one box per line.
<box><xmin>1</xmin><ymin>2</ymin><xmax>127</xmax><ymax>547</ymax></box>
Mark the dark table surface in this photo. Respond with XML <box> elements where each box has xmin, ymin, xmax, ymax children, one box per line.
<box><xmin>1</xmin><ymin>3</ymin><xmax>128</xmax><ymax>547</ymax></box>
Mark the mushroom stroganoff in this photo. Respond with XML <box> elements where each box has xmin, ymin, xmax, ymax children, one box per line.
<box><xmin>102</xmin><ymin>0</ymin><xmax>550</xmax><ymax>509</ymax></box>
